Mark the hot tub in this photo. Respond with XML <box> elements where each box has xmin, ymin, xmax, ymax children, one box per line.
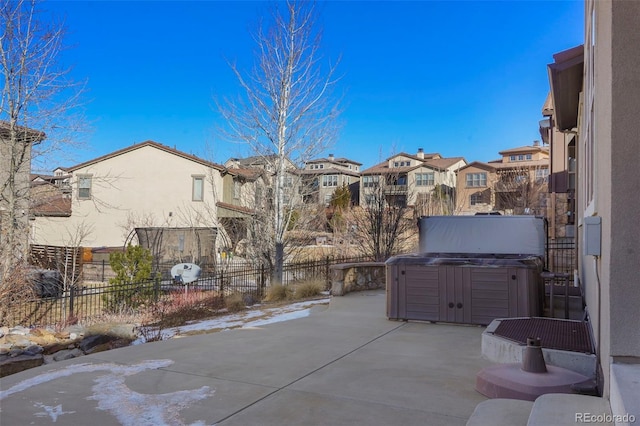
<box><xmin>386</xmin><ymin>216</ymin><xmax>545</xmax><ymax>325</ymax></box>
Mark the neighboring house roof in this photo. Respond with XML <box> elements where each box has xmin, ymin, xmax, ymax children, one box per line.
<box><xmin>361</xmin><ymin>160</ymin><xmax>442</xmax><ymax>175</ymax></box>
<box><xmin>30</xmin><ymin>196</ymin><xmax>72</xmax><ymax>217</ymax></box>
<box><xmin>498</xmin><ymin>145</ymin><xmax>549</xmax><ymax>156</ymax></box>
<box><xmin>63</xmin><ymin>140</ymin><xmax>225</xmax><ymax>172</ymax></box>
<box><xmin>306</xmin><ymin>156</ymin><xmax>362</xmax><ymax>166</ymax></box>
<box><xmin>456</xmin><ymin>161</ymin><xmax>497</xmax><ymax>173</ymax></box>
<box><xmin>424</xmin><ymin>157</ymin><xmax>466</xmax><ymax>170</ymax></box>
<box><xmin>216</xmin><ymin>201</ymin><xmax>255</xmax><ymax>215</ymax></box>
<box><xmin>299</xmin><ymin>167</ymin><xmax>360</xmax><ymax>178</ymax></box>
<box><xmin>0</xmin><ymin>121</ymin><xmax>46</xmax><ymax>143</ymax></box>
<box><xmin>223</xmin><ymin>167</ymin><xmax>264</xmax><ymax>181</ymax></box>
<box><xmin>391</xmin><ymin>151</ymin><xmax>441</xmax><ymax>161</ymax></box>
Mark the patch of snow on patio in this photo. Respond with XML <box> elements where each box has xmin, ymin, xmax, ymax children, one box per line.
<box><xmin>134</xmin><ymin>298</ymin><xmax>329</xmax><ymax>343</ymax></box>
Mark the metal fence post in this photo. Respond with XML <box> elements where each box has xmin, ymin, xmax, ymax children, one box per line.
<box><xmin>68</xmin><ymin>286</ymin><xmax>75</xmax><ymax>320</ymax></box>
<box><xmin>102</xmin><ymin>259</ymin><xmax>105</xmax><ymax>282</ymax></box>
<box><xmin>325</xmin><ymin>256</ymin><xmax>330</xmax><ymax>289</ymax></box>
<box><xmin>154</xmin><ymin>276</ymin><xmax>160</xmax><ymax>303</ymax></box>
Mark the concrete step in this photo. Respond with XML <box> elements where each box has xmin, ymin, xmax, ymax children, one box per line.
<box><xmin>466</xmin><ymin>398</ymin><xmax>533</xmax><ymax>426</ymax></box>
<box><xmin>467</xmin><ymin>394</ymin><xmax>613</xmax><ymax>426</ymax></box>
<box><xmin>527</xmin><ymin>393</ymin><xmax>613</xmax><ymax>426</ymax></box>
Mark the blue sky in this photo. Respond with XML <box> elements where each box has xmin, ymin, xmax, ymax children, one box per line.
<box><xmin>44</xmin><ymin>0</ymin><xmax>584</xmax><ymax>170</ymax></box>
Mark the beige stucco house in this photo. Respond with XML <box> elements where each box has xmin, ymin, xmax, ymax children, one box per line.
<box><xmin>454</xmin><ymin>161</ymin><xmax>498</xmax><ymax>215</ymax></box>
<box><xmin>31</xmin><ymin>141</ymin><xmax>225</xmax><ymax>249</ymax></box>
<box><xmin>360</xmin><ymin>149</ymin><xmax>466</xmax><ymax>213</ymax></box>
<box><xmin>300</xmin><ymin>154</ymin><xmax>361</xmax><ymax>205</ymax></box>
<box><xmin>456</xmin><ymin>144</ymin><xmax>549</xmax><ymax>215</ymax></box>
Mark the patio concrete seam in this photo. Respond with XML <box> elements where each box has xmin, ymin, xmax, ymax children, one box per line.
<box><xmin>215</xmin><ymin>321</ymin><xmax>408</xmax><ymax>424</ymax></box>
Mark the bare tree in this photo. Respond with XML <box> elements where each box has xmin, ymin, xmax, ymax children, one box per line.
<box><xmin>217</xmin><ymin>0</ymin><xmax>341</xmax><ymax>283</ymax></box>
<box><xmin>494</xmin><ymin>166</ymin><xmax>548</xmax><ymax>215</ymax></box>
<box><xmin>0</xmin><ymin>0</ymin><xmax>84</xmax><ymax>287</ymax></box>
<box><xmin>351</xmin><ymin>174</ymin><xmax>417</xmax><ymax>261</ymax></box>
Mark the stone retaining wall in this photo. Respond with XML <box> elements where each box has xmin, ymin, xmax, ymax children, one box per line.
<box><xmin>329</xmin><ymin>262</ymin><xmax>386</xmax><ymax>296</ymax></box>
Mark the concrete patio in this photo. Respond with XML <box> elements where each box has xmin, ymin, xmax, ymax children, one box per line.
<box><xmin>0</xmin><ymin>290</ymin><xmax>491</xmax><ymax>425</ymax></box>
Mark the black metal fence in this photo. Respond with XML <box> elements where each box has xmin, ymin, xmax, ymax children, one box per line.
<box><xmin>546</xmin><ymin>239</ymin><xmax>576</xmax><ymax>275</ymax></box>
<box><xmin>2</xmin><ymin>255</ymin><xmax>373</xmax><ymax>328</ymax></box>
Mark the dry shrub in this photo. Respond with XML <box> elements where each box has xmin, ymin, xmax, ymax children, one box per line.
<box><xmin>0</xmin><ymin>263</ymin><xmax>37</xmax><ymax>326</ymax></box>
<box><xmin>147</xmin><ymin>290</ymin><xmax>223</xmax><ymax>328</ymax></box>
<box><xmin>293</xmin><ymin>279</ymin><xmax>325</xmax><ymax>299</ymax></box>
<box><xmin>264</xmin><ymin>284</ymin><xmax>293</xmax><ymax>302</ymax></box>
<box><xmin>224</xmin><ymin>293</ymin><xmax>246</xmax><ymax>313</ymax></box>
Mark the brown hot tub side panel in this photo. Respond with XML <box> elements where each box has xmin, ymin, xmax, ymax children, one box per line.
<box><xmin>386</xmin><ymin>259</ymin><xmax>542</xmax><ymax>325</ymax></box>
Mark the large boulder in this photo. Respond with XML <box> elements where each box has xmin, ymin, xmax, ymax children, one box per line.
<box><xmin>0</xmin><ymin>353</ymin><xmax>44</xmax><ymax>377</ymax></box>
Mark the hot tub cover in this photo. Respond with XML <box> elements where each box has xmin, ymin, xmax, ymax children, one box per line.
<box><xmin>418</xmin><ymin>216</ymin><xmax>546</xmax><ymax>257</ymax></box>
<box><xmin>385</xmin><ymin>252</ymin><xmax>544</xmax><ymax>269</ymax></box>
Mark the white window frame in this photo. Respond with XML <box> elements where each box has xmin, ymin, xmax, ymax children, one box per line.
<box><xmin>466</xmin><ymin>172</ymin><xmax>487</xmax><ymax>187</ymax></box>
<box><xmin>77</xmin><ymin>174</ymin><xmax>93</xmax><ymax>200</ymax></box>
<box><xmin>416</xmin><ymin>172</ymin><xmax>435</xmax><ymax>186</ymax></box>
<box><xmin>192</xmin><ymin>175</ymin><xmax>204</xmax><ymax>201</ymax></box>
<box><xmin>322</xmin><ymin>175</ymin><xmax>338</xmax><ymax>187</ymax></box>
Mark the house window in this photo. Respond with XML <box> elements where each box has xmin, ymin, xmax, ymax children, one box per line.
<box><xmin>518</xmin><ymin>155</ymin><xmax>524</xmax><ymax>161</ymax></box>
<box><xmin>319</xmin><ymin>164</ymin><xmax>324</xmax><ymax>169</ymax></box>
<box><xmin>536</xmin><ymin>168</ymin><xmax>549</xmax><ymax>182</ymax></box>
<box><xmin>322</xmin><ymin>175</ymin><xmax>338</xmax><ymax>187</ymax></box>
<box><xmin>283</xmin><ymin>176</ymin><xmax>293</xmax><ymax>187</ymax></box>
<box><xmin>233</xmin><ymin>180</ymin><xmax>241</xmax><ymax>199</ymax></box>
<box><xmin>77</xmin><ymin>175</ymin><xmax>92</xmax><ymax>200</ymax></box>
<box><xmin>192</xmin><ymin>176</ymin><xmax>204</xmax><ymax>201</ymax></box>
<box><xmin>466</xmin><ymin>172</ymin><xmax>487</xmax><ymax>187</ymax></box>
<box><xmin>526</xmin><ymin>154</ymin><xmax>532</xmax><ymax>160</ymax></box>
<box><xmin>510</xmin><ymin>155</ymin><xmax>516</xmax><ymax>162</ymax></box>
<box><xmin>394</xmin><ymin>162</ymin><xmax>399</xmax><ymax>167</ymax></box>
<box><xmin>363</xmin><ymin>175</ymin><xmax>379</xmax><ymax>188</ymax></box>
<box><xmin>470</xmin><ymin>193</ymin><xmax>484</xmax><ymax>206</ymax></box>
<box><xmin>416</xmin><ymin>172</ymin><xmax>434</xmax><ymax>186</ymax></box>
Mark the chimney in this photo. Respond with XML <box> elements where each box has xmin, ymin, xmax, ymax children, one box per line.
<box><xmin>417</xmin><ymin>148</ymin><xmax>424</xmax><ymax>159</ymax></box>
<box><xmin>533</xmin><ymin>140</ymin><xmax>540</xmax><ymax>147</ymax></box>
<box><xmin>328</xmin><ymin>153</ymin><xmax>335</xmax><ymax>161</ymax></box>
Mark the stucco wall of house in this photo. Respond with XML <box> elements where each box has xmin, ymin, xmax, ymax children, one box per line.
<box><xmin>580</xmin><ymin>0</ymin><xmax>640</xmax><ymax>398</ymax></box>
<box><xmin>607</xmin><ymin>0</ymin><xmax>640</xmax><ymax>361</ymax></box>
<box><xmin>455</xmin><ymin>165</ymin><xmax>496</xmax><ymax>214</ymax></box>
<box><xmin>32</xmin><ymin>145</ymin><xmax>223</xmax><ymax>247</ymax></box>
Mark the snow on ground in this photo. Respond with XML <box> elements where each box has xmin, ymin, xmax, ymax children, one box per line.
<box><xmin>134</xmin><ymin>298</ymin><xmax>330</xmax><ymax>344</ymax></box>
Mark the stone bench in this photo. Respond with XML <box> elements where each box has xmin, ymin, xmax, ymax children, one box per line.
<box><xmin>329</xmin><ymin>262</ymin><xmax>386</xmax><ymax>296</ymax></box>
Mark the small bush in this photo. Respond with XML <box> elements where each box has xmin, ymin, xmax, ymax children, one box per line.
<box><xmin>103</xmin><ymin>244</ymin><xmax>154</xmax><ymax>311</ymax></box>
<box><xmin>264</xmin><ymin>284</ymin><xmax>292</xmax><ymax>302</ymax></box>
<box><xmin>293</xmin><ymin>280</ymin><xmax>325</xmax><ymax>299</ymax></box>
<box><xmin>224</xmin><ymin>293</ymin><xmax>246</xmax><ymax>312</ymax></box>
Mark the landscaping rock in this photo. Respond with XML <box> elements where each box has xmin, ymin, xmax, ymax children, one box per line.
<box><xmin>53</xmin><ymin>348</ymin><xmax>84</xmax><ymax>362</ymax></box>
<box><xmin>0</xmin><ymin>353</ymin><xmax>44</xmax><ymax>377</ymax></box>
<box><xmin>86</xmin><ymin>323</ymin><xmax>137</xmax><ymax>340</ymax></box>
<box><xmin>79</xmin><ymin>334</ymin><xmax>118</xmax><ymax>353</ymax></box>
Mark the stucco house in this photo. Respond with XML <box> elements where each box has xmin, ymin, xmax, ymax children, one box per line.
<box><xmin>456</xmin><ymin>143</ymin><xmax>550</xmax><ymax>215</ymax></box>
<box><xmin>360</xmin><ymin>149</ymin><xmax>466</xmax><ymax>213</ymax></box>
<box><xmin>31</xmin><ymin>141</ymin><xmax>225</xmax><ymax>250</ymax></box>
<box><xmin>299</xmin><ymin>154</ymin><xmax>361</xmax><ymax>205</ymax></box>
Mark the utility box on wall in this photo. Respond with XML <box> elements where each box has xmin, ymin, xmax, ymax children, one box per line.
<box><xmin>583</xmin><ymin>216</ymin><xmax>602</xmax><ymax>256</ymax></box>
